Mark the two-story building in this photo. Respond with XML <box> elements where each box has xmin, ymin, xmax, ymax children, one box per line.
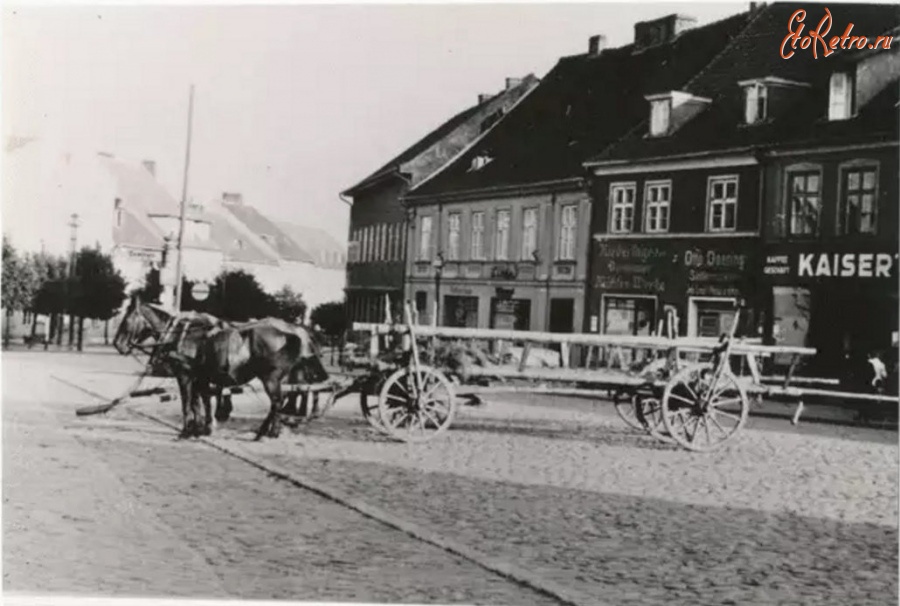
<box><xmin>340</xmin><ymin>75</ymin><xmax>539</xmax><ymax>324</ymax></box>
<box><xmin>403</xmin><ymin>10</ymin><xmax>753</xmax><ymax>332</ymax></box>
<box><xmin>585</xmin><ymin>3</ymin><xmax>899</xmax><ymax>366</ymax></box>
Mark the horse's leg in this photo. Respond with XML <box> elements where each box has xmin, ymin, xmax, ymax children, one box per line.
<box><xmin>176</xmin><ymin>373</ymin><xmax>193</xmax><ymax>439</ymax></box>
<box><xmin>258</xmin><ymin>374</ymin><xmax>286</xmax><ymax>440</ymax></box>
<box><xmin>199</xmin><ymin>383</ymin><xmax>214</xmax><ymax>436</ymax></box>
<box><xmin>214</xmin><ymin>387</ymin><xmax>233</xmax><ymax>423</ymax></box>
<box><xmin>285</xmin><ymin>365</ymin><xmax>301</xmax><ymax>417</ymax></box>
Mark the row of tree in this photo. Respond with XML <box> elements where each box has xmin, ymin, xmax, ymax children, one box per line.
<box><xmin>2</xmin><ymin>238</ymin><xmax>127</xmax><ymax>349</ymax></box>
<box><xmin>2</xmin><ymin>236</ymin><xmax>349</xmax><ymax>350</ymax></box>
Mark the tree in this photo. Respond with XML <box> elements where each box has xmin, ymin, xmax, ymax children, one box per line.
<box><xmin>271</xmin><ymin>286</ymin><xmax>307</xmax><ymax>324</ymax></box>
<box><xmin>183</xmin><ymin>269</ymin><xmax>275</xmax><ymax>322</ymax></box>
<box><xmin>310</xmin><ymin>300</ymin><xmax>347</xmax><ymax>339</ymax></box>
<box><xmin>132</xmin><ymin>267</ymin><xmax>163</xmax><ymax>303</ymax></box>
<box><xmin>69</xmin><ymin>248</ymin><xmax>127</xmax><ymax>350</ymax></box>
<box><xmin>2</xmin><ymin>238</ymin><xmax>41</xmax><ymax>346</ymax></box>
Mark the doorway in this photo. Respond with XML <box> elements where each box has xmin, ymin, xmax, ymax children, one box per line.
<box><xmin>549</xmin><ymin>298</ymin><xmax>574</xmax><ymax>333</ymax></box>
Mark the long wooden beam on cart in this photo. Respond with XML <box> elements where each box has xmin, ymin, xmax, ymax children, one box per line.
<box><xmin>352</xmin><ymin>322</ymin><xmax>816</xmax><ymax>357</ymax></box>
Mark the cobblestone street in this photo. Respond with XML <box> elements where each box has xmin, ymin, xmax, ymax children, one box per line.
<box><xmin>5</xmin><ymin>350</ymin><xmax>898</xmax><ymax>605</ymax></box>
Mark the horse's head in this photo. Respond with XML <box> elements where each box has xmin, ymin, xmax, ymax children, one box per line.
<box><xmin>113</xmin><ymin>293</ymin><xmax>172</xmax><ymax>355</ymax></box>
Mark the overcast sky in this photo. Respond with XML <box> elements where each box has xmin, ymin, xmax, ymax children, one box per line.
<box><xmin>2</xmin><ymin>2</ymin><xmax>745</xmax><ymax>247</ymax></box>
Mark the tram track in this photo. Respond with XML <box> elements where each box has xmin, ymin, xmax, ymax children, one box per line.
<box><xmin>52</xmin><ymin>372</ymin><xmax>604</xmax><ymax>606</ymax></box>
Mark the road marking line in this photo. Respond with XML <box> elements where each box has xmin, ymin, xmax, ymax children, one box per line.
<box><xmin>55</xmin><ymin>374</ymin><xmax>606</xmax><ymax>606</ymax></box>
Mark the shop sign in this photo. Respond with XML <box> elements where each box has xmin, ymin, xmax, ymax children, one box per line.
<box><xmin>490</xmin><ymin>264</ymin><xmax>518</xmax><ymax>280</ymax></box>
<box><xmin>763</xmin><ymin>251</ymin><xmax>899</xmax><ymax>279</ymax></box>
<box><xmin>594</xmin><ymin>239</ymin><xmax>753</xmax><ymax>298</ymax></box>
<box><xmin>449</xmin><ymin>285</ymin><xmax>473</xmax><ymax>295</ymax></box>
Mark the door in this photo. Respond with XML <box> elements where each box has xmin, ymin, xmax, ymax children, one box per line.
<box><xmin>549</xmin><ymin>298</ymin><xmax>575</xmax><ymax>333</ymax></box>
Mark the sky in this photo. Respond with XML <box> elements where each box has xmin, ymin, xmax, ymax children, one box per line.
<box><xmin>2</xmin><ymin>1</ymin><xmax>747</xmax><ymax>253</ymax></box>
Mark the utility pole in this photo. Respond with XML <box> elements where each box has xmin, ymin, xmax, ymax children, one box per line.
<box><xmin>172</xmin><ymin>84</ymin><xmax>195</xmax><ymax>313</ymax></box>
<box><xmin>66</xmin><ymin>213</ymin><xmax>79</xmax><ymax>348</ymax></box>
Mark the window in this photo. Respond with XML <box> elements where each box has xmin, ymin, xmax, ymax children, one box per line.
<box><xmin>840</xmin><ymin>165</ymin><xmax>878</xmax><ymax>235</ymax></box>
<box><xmin>829</xmin><ymin>72</ymin><xmax>855</xmax><ymax>121</ymax></box>
<box><xmin>521</xmin><ymin>208</ymin><xmax>538</xmax><ymax>260</ymax></box>
<box><xmin>609</xmin><ymin>183</ymin><xmax>636</xmax><ymax>233</ymax></box>
<box><xmin>744</xmin><ymin>83</ymin><xmax>768</xmax><ymax>124</ymax></box>
<box><xmin>786</xmin><ymin>171</ymin><xmax>821</xmax><ymax>236</ymax></box>
<box><xmin>380</xmin><ymin>224</ymin><xmax>387</xmax><ymax>260</ymax></box>
<box><xmin>418</xmin><ymin>216</ymin><xmax>432</xmax><ymax>260</ymax></box>
<box><xmin>649</xmin><ymin>99</ymin><xmax>670</xmax><ymax>136</ymax></box>
<box><xmin>447</xmin><ymin>213</ymin><xmax>461</xmax><ymax>260</ymax></box>
<box><xmin>372</xmin><ymin>225</ymin><xmax>380</xmax><ymax>261</ymax></box>
<box><xmin>644</xmin><ymin>181</ymin><xmax>671</xmax><ymax>233</ymax></box>
<box><xmin>707</xmin><ymin>176</ymin><xmax>738</xmax><ymax>232</ymax></box>
<box><xmin>558</xmin><ymin>205</ymin><xmax>577</xmax><ymax>260</ymax></box>
<box><xmin>495</xmin><ymin>210</ymin><xmax>511</xmax><ymax>260</ymax></box>
<box><xmin>471</xmin><ymin>211</ymin><xmax>485</xmax><ymax>259</ymax></box>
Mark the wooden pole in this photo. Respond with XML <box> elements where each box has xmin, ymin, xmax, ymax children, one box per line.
<box><xmin>172</xmin><ymin>85</ymin><xmax>195</xmax><ymax>313</ymax></box>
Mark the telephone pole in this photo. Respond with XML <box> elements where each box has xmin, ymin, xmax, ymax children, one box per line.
<box><xmin>172</xmin><ymin>84</ymin><xmax>195</xmax><ymax>313</ymax></box>
<box><xmin>65</xmin><ymin>213</ymin><xmax>79</xmax><ymax>348</ymax></box>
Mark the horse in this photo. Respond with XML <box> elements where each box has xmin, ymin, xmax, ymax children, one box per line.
<box><xmin>113</xmin><ymin>294</ymin><xmax>329</xmax><ymax>439</ymax></box>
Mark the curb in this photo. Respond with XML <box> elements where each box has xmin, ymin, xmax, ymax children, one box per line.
<box><xmin>131</xmin><ymin>408</ymin><xmax>605</xmax><ymax>606</ymax></box>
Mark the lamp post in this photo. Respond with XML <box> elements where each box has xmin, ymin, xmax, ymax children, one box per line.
<box><xmin>432</xmin><ymin>252</ymin><xmax>445</xmax><ymax>326</ymax></box>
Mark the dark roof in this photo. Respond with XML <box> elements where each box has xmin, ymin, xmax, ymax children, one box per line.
<box><xmin>341</xmin><ymin>77</ymin><xmax>538</xmax><ymax>196</ymax></box>
<box><xmin>99</xmin><ymin>156</ymin><xmax>180</xmax><ymax>216</ymax></box>
<box><xmin>221</xmin><ymin>202</ymin><xmax>315</xmax><ymax>264</ymax></box>
<box><xmin>590</xmin><ymin>3</ymin><xmax>900</xmax><ymax>164</ymax></box>
<box><xmin>207</xmin><ymin>210</ymin><xmax>279</xmax><ymax>265</ymax></box>
<box><xmin>409</xmin><ymin>10</ymin><xmax>754</xmax><ymax>198</ymax></box>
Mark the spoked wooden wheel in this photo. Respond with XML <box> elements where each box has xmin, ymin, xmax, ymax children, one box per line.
<box><xmin>633</xmin><ymin>395</ymin><xmax>674</xmax><ymax>443</ymax></box>
<box><xmin>662</xmin><ymin>366</ymin><xmax>749</xmax><ymax>452</ymax></box>
<box><xmin>613</xmin><ymin>391</ymin><xmax>643</xmax><ymax>430</ymax></box>
<box><xmin>377</xmin><ymin>365</ymin><xmax>457</xmax><ymax>443</ymax></box>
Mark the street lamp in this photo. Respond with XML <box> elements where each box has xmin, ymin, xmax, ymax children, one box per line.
<box><xmin>432</xmin><ymin>252</ymin><xmax>445</xmax><ymax>326</ymax></box>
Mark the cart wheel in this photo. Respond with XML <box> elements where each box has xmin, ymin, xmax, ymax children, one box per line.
<box><xmin>662</xmin><ymin>366</ymin><xmax>748</xmax><ymax>452</ymax></box>
<box><xmin>613</xmin><ymin>391</ymin><xmax>643</xmax><ymax>430</ymax></box>
<box><xmin>633</xmin><ymin>395</ymin><xmax>674</xmax><ymax>443</ymax></box>
<box><xmin>378</xmin><ymin>365</ymin><xmax>456</xmax><ymax>443</ymax></box>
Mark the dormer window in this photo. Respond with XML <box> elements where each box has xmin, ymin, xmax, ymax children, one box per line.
<box><xmin>829</xmin><ymin>71</ymin><xmax>856</xmax><ymax>121</ymax></box>
<box><xmin>649</xmin><ymin>99</ymin><xmax>671</xmax><ymax>136</ymax></box>
<box><xmin>744</xmin><ymin>83</ymin><xmax>768</xmax><ymax>124</ymax></box>
<box><xmin>645</xmin><ymin>91</ymin><xmax>710</xmax><ymax>137</ymax></box>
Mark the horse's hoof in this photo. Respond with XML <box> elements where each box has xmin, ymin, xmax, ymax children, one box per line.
<box><xmin>199</xmin><ymin>426</ymin><xmax>212</xmax><ymax>437</ymax></box>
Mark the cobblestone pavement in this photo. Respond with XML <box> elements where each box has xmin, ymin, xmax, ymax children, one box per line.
<box><xmin>4</xmin><ymin>352</ymin><xmax>560</xmax><ymax>604</ymax></box>
<box><xmin>8</xmin><ymin>350</ymin><xmax>899</xmax><ymax>605</ymax></box>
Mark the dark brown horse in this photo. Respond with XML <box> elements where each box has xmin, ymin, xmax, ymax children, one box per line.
<box><xmin>114</xmin><ymin>295</ymin><xmax>328</xmax><ymax>439</ymax></box>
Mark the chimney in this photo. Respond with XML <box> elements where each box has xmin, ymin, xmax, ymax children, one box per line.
<box><xmin>588</xmin><ymin>35</ymin><xmax>607</xmax><ymax>56</ymax></box>
<box><xmin>634</xmin><ymin>14</ymin><xmax>697</xmax><ymax>51</ymax></box>
<box><xmin>222</xmin><ymin>192</ymin><xmax>243</xmax><ymax>205</ymax></box>
<box><xmin>142</xmin><ymin>160</ymin><xmax>156</xmax><ymax>177</ymax></box>
<box><xmin>505</xmin><ymin>77</ymin><xmax>523</xmax><ymax>91</ymax></box>
<box><xmin>478</xmin><ymin>93</ymin><xmax>493</xmax><ymax>104</ymax></box>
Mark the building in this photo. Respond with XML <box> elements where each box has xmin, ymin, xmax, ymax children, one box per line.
<box><xmin>340</xmin><ymin>75</ymin><xmax>539</xmax><ymax>324</ymax></box>
<box><xmin>275</xmin><ymin>221</ymin><xmax>347</xmax><ymax>311</ymax></box>
<box><xmin>584</xmin><ymin>3</ymin><xmax>899</xmax><ymax>369</ymax></box>
<box><xmin>403</xmin><ymin>11</ymin><xmax>753</xmax><ymax>332</ymax></box>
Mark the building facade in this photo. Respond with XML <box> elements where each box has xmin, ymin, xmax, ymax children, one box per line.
<box><xmin>341</xmin><ymin>75</ymin><xmax>540</xmax><ymax>324</ymax></box>
<box><xmin>404</xmin><ymin>10</ymin><xmax>754</xmax><ymax>332</ymax></box>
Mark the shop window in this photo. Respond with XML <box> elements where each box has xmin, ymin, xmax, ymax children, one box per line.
<box><xmin>772</xmin><ymin>286</ymin><xmax>811</xmax><ymax>366</ymax></box>
<box><xmin>602</xmin><ymin>296</ymin><xmax>656</xmax><ymax>336</ymax></box>
<box><xmin>444</xmin><ymin>296</ymin><xmax>479</xmax><ymax>328</ymax></box>
<box><xmin>495</xmin><ymin>210</ymin><xmax>511</xmax><ymax>261</ymax></box>
<box><xmin>609</xmin><ymin>183</ymin><xmax>635</xmax><ymax>234</ymax></box>
<box><xmin>644</xmin><ymin>181</ymin><xmax>671</xmax><ymax>233</ymax></box>
<box><xmin>707</xmin><ymin>176</ymin><xmax>738</xmax><ymax>232</ymax></box>
<box><xmin>447</xmin><ymin>213</ymin><xmax>461</xmax><ymax>261</ymax></box>
<box><xmin>558</xmin><ymin>205</ymin><xmax>577</xmax><ymax>260</ymax></box>
<box><xmin>521</xmin><ymin>208</ymin><xmax>538</xmax><ymax>260</ymax></box>
<box><xmin>786</xmin><ymin>170</ymin><xmax>821</xmax><ymax>236</ymax></box>
<box><xmin>840</xmin><ymin>164</ymin><xmax>878</xmax><ymax>235</ymax></box>
<box><xmin>471</xmin><ymin>212</ymin><xmax>485</xmax><ymax>259</ymax></box>
<box><xmin>688</xmin><ymin>297</ymin><xmax>737</xmax><ymax>338</ymax></box>
<box><xmin>490</xmin><ymin>298</ymin><xmax>531</xmax><ymax>331</ymax></box>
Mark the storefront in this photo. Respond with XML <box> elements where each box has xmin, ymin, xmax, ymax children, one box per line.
<box><xmin>762</xmin><ymin>244</ymin><xmax>899</xmax><ymax>374</ymax></box>
<box><xmin>490</xmin><ymin>296</ymin><xmax>532</xmax><ymax>330</ymax></box>
<box><xmin>589</xmin><ymin>237</ymin><xmax>760</xmax><ymax>338</ymax></box>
